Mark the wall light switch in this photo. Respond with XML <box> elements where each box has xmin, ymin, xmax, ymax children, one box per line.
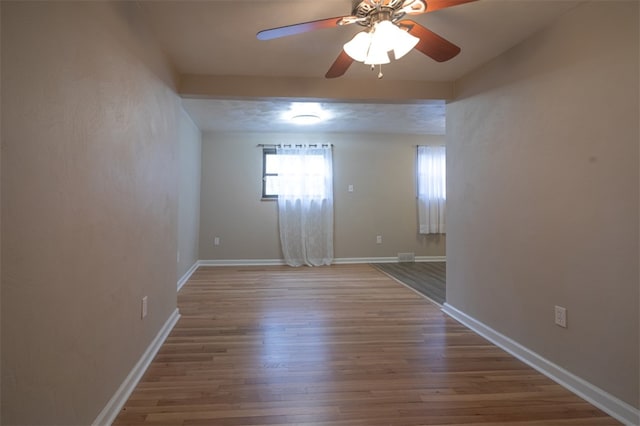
<box><xmin>554</xmin><ymin>305</ymin><xmax>567</xmax><ymax>328</ymax></box>
<box><xmin>214</xmin><ymin>237</ymin><xmax>220</xmax><ymax>246</ymax></box>
<box><xmin>348</xmin><ymin>184</ymin><xmax>354</xmax><ymax>192</ymax></box>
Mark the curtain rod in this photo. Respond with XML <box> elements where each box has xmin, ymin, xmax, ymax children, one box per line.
<box><xmin>257</xmin><ymin>143</ymin><xmax>333</xmax><ymax>148</ymax></box>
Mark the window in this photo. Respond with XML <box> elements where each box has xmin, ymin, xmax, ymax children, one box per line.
<box><xmin>268</xmin><ymin>145</ymin><xmax>334</xmax><ymax>266</ymax></box>
<box><xmin>262</xmin><ymin>146</ymin><xmax>331</xmax><ymax>199</ymax></box>
<box><xmin>417</xmin><ymin>145</ymin><xmax>446</xmax><ymax>234</ymax></box>
<box><xmin>262</xmin><ymin>148</ymin><xmax>279</xmax><ymax>199</ymax></box>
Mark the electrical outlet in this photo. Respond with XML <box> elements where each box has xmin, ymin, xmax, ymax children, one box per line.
<box><xmin>214</xmin><ymin>237</ymin><xmax>220</xmax><ymax>246</ymax></box>
<box><xmin>376</xmin><ymin>235</ymin><xmax>382</xmax><ymax>244</ymax></box>
<box><xmin>141</xmin><ymin>296</ymin><xmax>148</xmax><ymax>319</ymax></box>
<box><xmin>554</xmin><ymin>305</ymin><xmax>567</xmax><ymax>328</ymax></box>
<box><xmin>348</xmin><ymin>184</ymin><xmax>354</xmax><ymax>192</ymax></box>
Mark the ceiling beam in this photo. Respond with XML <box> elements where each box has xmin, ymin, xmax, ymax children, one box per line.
<box><xmin>179</xmin><ymin>74</ymin><xmax>454</xmax><ymax>102</ymax></box>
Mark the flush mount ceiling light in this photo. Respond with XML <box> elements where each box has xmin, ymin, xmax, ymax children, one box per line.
<box><xmin>257</xmin><ymin>0</ymin><xmax>477</xmax><ymax>79</ymax></box>
<box><xmin>290</xmin><ymin>114</ymin><xmax>322</xmax><ymax>125</ymax></box>
<box><xmin>283</xmin><ymin>103</ymin><xmax>330</xmax><ymax>125</ymax></box>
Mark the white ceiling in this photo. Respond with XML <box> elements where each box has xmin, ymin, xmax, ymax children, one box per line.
<box><xmin>182</xmin><ymin>98</ymin><xmax>447</xmax><ymax>134</ymax></box>
<box><xmin>138</xmin><ymin>0</ymin><xmax>580</xmax><ymax>134</ymax></box>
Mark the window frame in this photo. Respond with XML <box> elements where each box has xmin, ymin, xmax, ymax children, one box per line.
<box><xmin>261</xmin><ymin>148</ymin><xmax>279</xmax><ymax>200</ymax></box>
<box><xmin>261</xmin><ymin>146</ymin><xmax>334</xmax><ymax>200</ymax></box>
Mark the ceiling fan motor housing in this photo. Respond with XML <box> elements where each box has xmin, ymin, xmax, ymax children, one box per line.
<box><xmin>352</xmin><ymin>0</ymin><xmax>426</xmax><ymax>27</ymax></box>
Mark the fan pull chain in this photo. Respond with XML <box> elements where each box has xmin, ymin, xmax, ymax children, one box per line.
<box><xmin>370</xmin><ymin>64</ymin><xmax>383</xmax><ymax>79</ymax></box>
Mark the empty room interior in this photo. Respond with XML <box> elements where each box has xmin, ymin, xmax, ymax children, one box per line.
<box><xmin>1</xmin><ymin>0</ymin><xmax>638</xmax><ymax>425</ymax></box>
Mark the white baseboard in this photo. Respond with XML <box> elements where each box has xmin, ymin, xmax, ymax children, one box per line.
<box><xmin>333</xmin><ymin>257</ymin><xmax>397</xmax><ymax>264</ymax></box>
<box><xmin>334</xmin><ymin>256</ymin><xmax>446</xmax><ymax>264</ymax></box>
<box><xmin>415</xmin><ymin>256</ymin><xmax>446</xmax><ymax>262</ymax></box>
<box><xmin>198</xmin><ymin>258</ymin><xmax>286</xmax><ymax>266</ymax></box>
<box><xmin>92</xmin><ymin>309</ymin><xmax>181</xmax><ymax>426</ymax></box>
<box><xmin>177</xmin><ymin>261</ymin><xmax>199</xmax><ymax>291</ymax></box>
<box><xmin>442</xmin><ymin>303</ymin><xmax>640</xmax><ymax>426</ymax></box>
<box><xmin>198</xmin><ymin>256</ymin><xmax>446</xmax><ymax>266</ymax></box>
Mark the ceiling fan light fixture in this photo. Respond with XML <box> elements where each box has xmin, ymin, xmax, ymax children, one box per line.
<box><xmin>364</xmin><ymin>41</ymin><xmax>390</xmax><ymax>65</ymax></box>
<box><xmin>343</xmin><ymin>31</ymin><xmax>372</xmax><ymax>62</ymax></box>
<box><xmin>371</xmin><ymin>20</ymin><xmax>398</xmax><ymax>52</ymax></box>
<box><xmin>374</xmin><ymin>20</ymin><xmax>419</xmax><ymax>60</ymax></box>
<box><xmin>344</xmin><ymin>20</ymin><xmax>417</xmax><ymax>66</ymax></box>
<box><xmin>391</xmin><ymin>27</ymin><xmax>419</xmax><ymax>59</ymax></box>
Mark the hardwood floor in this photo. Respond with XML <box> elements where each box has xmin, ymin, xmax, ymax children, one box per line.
<box><xmin>371</xmin><ymin>262</ymin><xmax>446</xmax><ymax>305</ymax></box>
<box><xmin>113</xmin><ymin>264</ymin><xmax>619</xmax><ymax>425</ymax></box>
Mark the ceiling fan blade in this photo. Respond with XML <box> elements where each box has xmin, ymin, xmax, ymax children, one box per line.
<box><xmin>257</xmin><ymin>16</ymin><xmax>356</xmax><ymax>40</ymax></box>
<box><xmin>424</xmin><ymin>0</ymin><xmax>478</xmax><ymax>13</ymax></box>
<box><xmin>399</xmin><ymin>20</ymin><xmax>461</xmax><ymax>62</ymax></box>
<box><xmin>325</xmin><ymin>50</ymin><xmax>354</xmax><ymax>79</ymax></box>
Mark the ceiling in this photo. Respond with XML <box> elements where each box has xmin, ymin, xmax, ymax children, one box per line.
<box><xmin>138</xmin><ymin>0</ymin><xmax>580</xmax><ymax>134</ymax></box>
<box><xmin>182</xmin><ymin>98</ymin><xmax>447</xmax><ymax>134</ymax></box>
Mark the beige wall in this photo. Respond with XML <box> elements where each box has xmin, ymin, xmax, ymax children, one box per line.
<box><xmin>1</xmin><ymin>2</ymin><xmax>184</xmax><ymax>424</ymax></box>
<box><xmin>177</xmin><ymin>109</ymin><xmax>202</xmax><ymax>279</ymax></box>
<box><xmin>447</xmin><ymin>1</ymin><xmax>639</xmax><ymax>408</ymax></box>
<box><xmin>199</xmin><ymin>132</ymin><xmax>445</xmax><ymax>261</ymax></box>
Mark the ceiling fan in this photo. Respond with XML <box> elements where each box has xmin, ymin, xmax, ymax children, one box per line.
<box><xmin>257</xmin><ymin>0</ymin><xmax>477</xmax><ymax>79</ymax></box>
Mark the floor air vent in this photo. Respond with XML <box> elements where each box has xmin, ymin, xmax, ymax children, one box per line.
<box><xmin>397</xmin><ymin>252</ymin><xmax>415</xmax><ymax>262</ymax></box>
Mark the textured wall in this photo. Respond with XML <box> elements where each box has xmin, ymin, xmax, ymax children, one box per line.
<box><xmin>199</xmin><ymin>132</ymin><xmax>446</xmax><ymax>261</ymax></box>
<box><xmin>177</xmin><ymin>109</ymin><xmax>202</xmax><ymax>280</ymax></box>
<box><xmin>1</xmin><ymin>2</ymin><xmax>182</xmax><ymax>424</ymax></box>
<box><xmin>446</xmin><ymin>1</ymin><xmax>639</xmax><ymax>407</ymax></box>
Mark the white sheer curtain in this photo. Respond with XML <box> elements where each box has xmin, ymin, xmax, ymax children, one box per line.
<box><xmin>276</xmin><ymin>145</ymin><xmax>333</xmax><ymax>266</ymax></box>
<box><xmin>417</xmin><ymin>145</ymin><xmax>446</xmax><ymax>234</ymax></box>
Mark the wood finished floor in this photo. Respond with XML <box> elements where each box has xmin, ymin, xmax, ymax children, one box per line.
<box><xmin>371</xmin><ymin>262</ymin><xmax>446</xmax><ymax>305</ymax></box>
<box><xmin>113</xmin><ymin>264</ymin><xmax>618</xmax><ymax>425</ymax></box>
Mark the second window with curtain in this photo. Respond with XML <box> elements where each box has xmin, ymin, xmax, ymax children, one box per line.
<box><xmin>417</xmin><ymin>145</ymin><xmax>446</xmax><ymax>234</ymax></box>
